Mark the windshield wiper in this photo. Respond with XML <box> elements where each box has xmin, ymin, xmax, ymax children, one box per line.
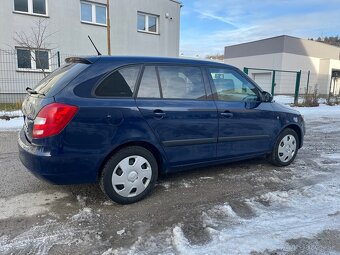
<box><xmin>26</xmin><ymin>87</ymin><xmax>45</xmax><ymax>96</ymax></box>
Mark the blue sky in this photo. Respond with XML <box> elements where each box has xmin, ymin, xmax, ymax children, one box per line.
<box><xmin>180</xmin><ymin>0</ymin><xmax>340</xmax><ymax>57</ymax></box>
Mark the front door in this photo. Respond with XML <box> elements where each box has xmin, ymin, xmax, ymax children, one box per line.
<box><xmin>206</xmin><ymin>67</ymin><xmax>276</xmax><ymax>159</ymax></box>
<box><xmin>136</xmin><ymin>65</ymin><xmax>218</xmax><ymax>167</ymax></box>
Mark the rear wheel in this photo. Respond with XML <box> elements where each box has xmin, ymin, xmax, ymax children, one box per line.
<box><xmin>268</xmin><ymin>128</ymin><xmax>299</xmax><ymax>166</ymax></box>
<box><xmin>100</xmin><ymin>146</ymin><xmax>158</xmax><ymax>204</ymax></box>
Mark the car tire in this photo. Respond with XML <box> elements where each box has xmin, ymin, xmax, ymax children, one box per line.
<box><xmin>100</xmin><ymin>146</ymin><xmax>158</xmax><ymax>204</ymax></box>
<box><xmin>268</xmin><ymin>128</ymin><xmax>299</xmax><ymax>167</ymax></box>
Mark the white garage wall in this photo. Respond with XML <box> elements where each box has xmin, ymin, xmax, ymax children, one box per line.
<box><xmin>224</xmin><ymin>52</ymin><xmax>338</xmax><ymax>96</ymax></box>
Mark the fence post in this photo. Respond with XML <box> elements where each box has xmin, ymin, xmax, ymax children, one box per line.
<box><xmin>294</xmin><ymin>71</ymin><xmax>302</xmax><ymax>105</ymax></box>
<box><xmin>306</xmin><ymin>70</ymin><xmax>310</xmax><ymax>94</ymax></box>
<box><xmin>243</xmin><ymin>67</ymin><xmax>248</xmax><ymax>75</ymax></box>
<box><xmin>271</xmin><ymin>70</ymin><xmax>276</xmax><ymax>95</ymax></box>
<box><xmin>57</xmin><ymin>51</ymin><xmax>61</xmax><ymax>67</ymax></box>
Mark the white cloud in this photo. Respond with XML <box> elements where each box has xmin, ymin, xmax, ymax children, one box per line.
<box><xmin>180</xmin><ymin>0</ymin><xmax>340</xmax><ymax>57</ymax></box>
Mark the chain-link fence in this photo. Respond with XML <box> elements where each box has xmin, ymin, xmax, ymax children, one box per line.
<box><xmin>0</xmin><ymin>49</ymin><xmax>75</xmax><ymax>116</ymax></box>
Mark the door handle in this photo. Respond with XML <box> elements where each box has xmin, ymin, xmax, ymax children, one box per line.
<box><xmin>153</xmin><ymin>109</ymin><xmax>166</xmax><ymax>119</ymax></box>
<box><xmin>220</xmin><ymin>111</ymin><xmax>233</xmax><ymax>118</ymax></box>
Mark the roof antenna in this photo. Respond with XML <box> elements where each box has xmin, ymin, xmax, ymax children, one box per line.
<box><xmin>88</xmin><ymin>35</ymin><xmax>102</xmax><ymax>56</ymax></box>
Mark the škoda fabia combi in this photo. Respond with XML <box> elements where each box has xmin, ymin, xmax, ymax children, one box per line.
<box><xmin>18</xmin><ymin>56</ymin><xmax>305</xmax><ymax>204</ymax></box>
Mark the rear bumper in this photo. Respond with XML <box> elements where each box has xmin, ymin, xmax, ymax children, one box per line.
<box><xmin>18</xmin><ymin>129</ymin><xmax>99</xmax><ymax>185</ymax></box>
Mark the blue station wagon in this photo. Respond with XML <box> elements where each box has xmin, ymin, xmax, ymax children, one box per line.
<box><xmin>18</xmin><ymin>56</ymin><xmax>305</xmax><ymax>204</ymax></box>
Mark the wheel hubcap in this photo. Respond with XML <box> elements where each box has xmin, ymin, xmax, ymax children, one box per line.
<box><xmin>278</xmin><ymin>135</ymin><xmax>297</xmax><ymax>163</ymax></box>
<box><xmin>111</xmin><ymin>155</ymin><xmax>152</xmax><ymax>198</ymax></box>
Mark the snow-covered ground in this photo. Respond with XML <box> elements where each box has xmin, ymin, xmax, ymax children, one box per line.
<box><xmin>0</xmin><ymin>117</ymin><xmax>24</xmax><ymax>131</ymax></box>
<box><xmin>106</xmin><ymin>155</ymin><xmax>340</xmax><ymax>255</ymax></box>
<box><xmin>0</xmin><ymin>110</ymin><xmax>23</xmax><ymax>131</ymax></box>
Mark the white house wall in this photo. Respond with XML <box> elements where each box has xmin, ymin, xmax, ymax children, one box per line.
<box><xmin>0</xmin><ymin>0</ymin><xmax>180</xmax><ymax>56</ymax></box>
<box><xmin>0</xmin><ymin>0</ymin><xmax>181</xmax><ymax>101</ymax></box>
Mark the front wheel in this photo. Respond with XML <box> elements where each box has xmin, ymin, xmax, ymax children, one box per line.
<box><xmin>268</xmin><ymin>128</ymin><xmax>299</xmax><ymax>167</ymax></box>
<box><xmin>100</xmin><ymin>146</ymin><xmax>158</xmax><ymax>204</ymax></box>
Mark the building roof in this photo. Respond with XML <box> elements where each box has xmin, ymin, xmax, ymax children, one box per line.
<box><xmin>225</xmin><ymin>35</ymin><xmax>340</xmax><ymax>60</ymax></box>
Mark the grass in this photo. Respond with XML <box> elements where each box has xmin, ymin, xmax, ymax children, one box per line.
<box><xmin>326</xmin><ymin>95</ymin><xmax>340</xmax><ymax>106</ymax></box>
<box><xmin>0</xmin><ymin>102</ymin><xmax>22</xmax><ymax>112</ymax></box>
<box><xmin>294</xmin><ymin>87</ymin><xmax>319</xmax><ymax>107</ymax></box>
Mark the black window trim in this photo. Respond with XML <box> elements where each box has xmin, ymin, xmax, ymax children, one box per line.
<box><xmin>135</xmin><ymin>63</ymin><xmax>208</xmax><ymax>101</ymax></box>
<box><xmin>205</xmin><ymin>66</ymin><xmax>262</xmax><ymax>102</ymax></box>
<box><xmin>92</xmin><ymin>64</ymin><xmax>142</xmax><ymax>99</ymax></box>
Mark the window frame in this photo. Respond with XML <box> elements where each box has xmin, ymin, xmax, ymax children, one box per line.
<box><xmin>13</xmin><ymin>0</ymin><xmax>49</xmax><ymax>17</ymax></box>
<box><xmin>16</xmin><ymin>47</ymin><xmax>52</xmax><ymax>73</ymax></box>
<box><xmin>137</xmin><ymin>12</ymin><xmax>160</xmax><ymax>35</ymax></box>
<box><xmin>80</xmin><ymin>1</ymin><xmax>107</xmax><ymax>27</ymax></box>
<box><xmin>206</xmin><ymin>66</ymin><xmax>262</xmax><ymax>102</ymax></box>
<box><xmin>136</xmin><ymin>65</ymin><xmax>162</xmax><ymax>99</ymax></box>
<box><xmin>92</xmin><ymin>65</ymin><xmax>142</xmax><ymax>99</ymax></box>
<box><xmin>136</xmin><ymin>64</ymin><xmax>208</xmax><ymax>101</ymax></box>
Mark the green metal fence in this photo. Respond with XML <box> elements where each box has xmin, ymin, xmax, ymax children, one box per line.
<box><xmin>244</xmin><ymin>67</ymin><xmax>302</xmax><ymax>104</ymax></box>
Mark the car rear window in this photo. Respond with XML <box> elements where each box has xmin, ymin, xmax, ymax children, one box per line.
<box><xmin>33</xmin><ymin>63</ymin><xmax>89</xmax><ymax>97</ymax></box>
<box><xmin>95</xmin><ymin>66</ymin><xmax>141</xmax><ymax>97</ymax></box>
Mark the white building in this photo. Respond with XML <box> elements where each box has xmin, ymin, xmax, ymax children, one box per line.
<box><xmin>0</xmin><ymin>0</ymin><xmax>181</xmax><ymax>102</ymax></box>
<box><xmin>224</xmin><ymin>35</ymin><xmax>340</xmax><ymax>96</ymax></box>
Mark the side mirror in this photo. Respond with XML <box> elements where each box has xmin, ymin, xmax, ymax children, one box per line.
<box><xmin>262</xmin><ymin>91</ymin><xmax>273</xmax><ymax>102</ymax></box>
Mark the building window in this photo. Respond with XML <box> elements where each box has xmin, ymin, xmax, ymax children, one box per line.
<box><xmin>81</xmin><ymin>1</ymin><xmax>107</xmax><ymax>26</ymax></box>
<box><xmin>137</xmin><ymin>12</ymin><xmax>159</xmax><ymax>34</ymax></box>
<box><xmin>14</xmin><ymin>0</ymin><xmax>47</xmax><ymax>16</ymax></box>
<box><xmin>16</xmin><ymin>48</ymin><xmax>50</xmax><ymax>71</ymax></box>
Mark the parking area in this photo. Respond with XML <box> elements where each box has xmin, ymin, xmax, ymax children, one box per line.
<box><xmin>0</xmin><ymin>106</ymin><xmax>340</xmax><ymax>255</ymax></box>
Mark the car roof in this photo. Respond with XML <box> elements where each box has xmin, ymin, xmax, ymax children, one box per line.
<box><xmin>82</xmin><ymin>56</ymin><xmax>234</xmax><ymax>68</ymax></box>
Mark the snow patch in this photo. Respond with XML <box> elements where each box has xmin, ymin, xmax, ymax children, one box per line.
<box><xmin>71</xmin><ymin>207</ymin><xmax>93</xmax><ymax>222</ymax></box>
<box><xmin>0</xmin><ymin>191</ymin><xmax>68</xmax><ymax>220</ymax></box>
<box><xmin>76</xmin><ymin>195</ymin><xmax>87</xmax><ymax>207</ymax></box>
<box><xmin>117</xmin><ymin>228</ymin><xmax>125</xmax><ymax>236</ymax></box>
<box><xmin>323</xmin><ymin>153</ymin><xmax>340</xmax><ymax>160</ymax></box>
<box><xmin>199</xmin><ymin>176</ymin><xmax>214</xmax><ymax>180</ymax></box>
<box><xmin>109</xmin><ymin>169</ymin><xmax>340</xmax><ymax>254</ymax></box>
<box><xmin>202</xmin><ymin>204</ymin><xmax>239</xmax><ymax>228</ymax></box>
<box><xmin>179</xmin><ymin>177</ymin><xmax>340</xmax><ymax>255</ymax></box>
<box><xmin>0</xmin><ymin>117</ymin><xmax>23</xmax><ymax>131</ymax></box>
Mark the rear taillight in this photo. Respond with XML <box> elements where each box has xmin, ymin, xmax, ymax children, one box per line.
<box><xmin>33</xmin><ymin>103</ymin><xmax>78</xmax><ymax>139</ymax></box>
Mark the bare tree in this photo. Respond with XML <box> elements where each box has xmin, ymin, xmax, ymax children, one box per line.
<box><xmin>13</xmin><ymin>18</ymin><xmax>57</xmax><ymax>76</ymax></box>
<box><xmin>205</xmin><ymin>54</ymin><xmax>224</xmax><ymax>61</ymax></box>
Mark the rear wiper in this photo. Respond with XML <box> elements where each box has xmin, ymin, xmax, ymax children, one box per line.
<box><xmin>26</xmin><ymin>87</ymin><xmax>45</xmax><ymax>96</ymax></box>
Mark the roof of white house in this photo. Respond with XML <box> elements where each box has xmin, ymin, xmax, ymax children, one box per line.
<box><xmin>225</xmin><ymin>35</ymin><xmax>340</xmax><ymax>60</ymax></box>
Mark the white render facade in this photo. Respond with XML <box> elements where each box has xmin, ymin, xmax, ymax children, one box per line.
<box><xmin>224</xmin><ymin>35</ymin><xmax>340</xmax><ymax>96</ymax></box>
<box><xmin>0</xmin><ymin>0</ymin><xmax>181</xmax><ymax>102</ymax></box>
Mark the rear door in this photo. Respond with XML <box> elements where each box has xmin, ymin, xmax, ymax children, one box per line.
<box><xmin>206</xmin><ymin>67</ymin><xmax>276</xmax><ymax>159</ymax></box>
<box><xmin>135</xmin><ymin>65</ymin><xmax>218</xmax><ymax>167</ymax></box>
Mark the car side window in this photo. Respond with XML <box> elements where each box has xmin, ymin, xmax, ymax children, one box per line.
<box><xmin>95</xmin><ymin>66</ymin><xmax>140</xmax><ymax>97</ymax></box>
<box><xmin>158</xmin><ymin>66</ymin><xmax>206</xmax><ymax>100</ymax></box>
<box><xmin>208</xmin><ymin>68</ymin><xmax>259</xmax><ymax>102</ymax></box>
<box><xmin>137</xmin><ymin>66</ymin><xmax>161</xmax><ymax>98</ymax></box>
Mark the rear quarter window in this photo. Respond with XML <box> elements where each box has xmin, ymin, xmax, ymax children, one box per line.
<box><xmin>95</xmin><ymin>66</ymin><xmax>141</xmax><ymax>97</ymax></box>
